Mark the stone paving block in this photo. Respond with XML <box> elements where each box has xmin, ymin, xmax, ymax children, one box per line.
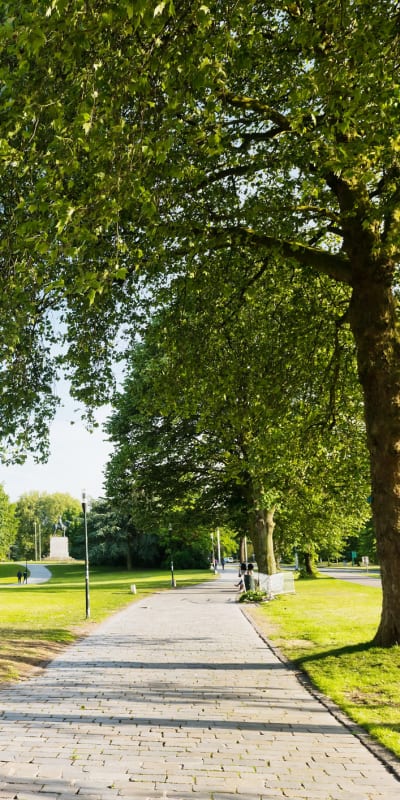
<box><xmin>0</xmin><ymin>762</ymin><xmax>17</xmax><ymax>777</ymax></box>
<box><xmin>193</xmin><ymin>776</ymin><xmax>240</xmax><ymax>791</ymax></box>
<box><xmin>119</xmin><ymin>792</ymin><xmax>172</xmax><ymax>800</ymax></box>
<box><xmin>214</xmin><ymin>795</ymin><xmax>264</xmax><ymax>800</ymax></box>
<box><xmin>163</xmin><ymin>774</ymin><xmax>195</xmax><ymax>785</ymax></box>
<box><xmin>15</xmin><ymin>794</ymin><xmax>77</xmax><ymax>800</ymax></box>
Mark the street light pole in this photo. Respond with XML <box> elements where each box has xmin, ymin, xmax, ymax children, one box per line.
<box><xmin>211</xmin><ymin>531</ymin><xmax>217</xmax><ymax>572</ymax></box>
<box><xmin>169</xmin><ymin>523</ymin><xmax>176</xmax><ymax>588</ymax></box>
<box><xmin>217</xmin><ymin>527</ymin><xmax>221</xmax><ymax>566</ymax></box>
<box><xmin>81</xmin><ymin>490</ymin><xmax>90</xmax><ymax>619</ymax></box>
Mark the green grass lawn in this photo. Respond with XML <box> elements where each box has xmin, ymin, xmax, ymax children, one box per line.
<box><xmin>246</xmin><ymin>575</ymin><xmax>400</xmax><ymax>760</ymax></box>
<box><xmin>0</xmin><ymin>562</ymin><xmax>214</xmax><ymax>683</ymax></box>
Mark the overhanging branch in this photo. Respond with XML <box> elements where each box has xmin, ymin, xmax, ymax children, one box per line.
<box><xmin>218</xmin><ymin>90</ymin><xmax>291</xmax><ymax>132</ymax></box>
<box><xmin>156</xmin><ymin>222</ymin><xmax>352</xmax><ymax>285</ymax></box>
<box><xmin>204</xmin><ymin>226</ymin><xmax>352</xmax><ymax>284</ymax></box>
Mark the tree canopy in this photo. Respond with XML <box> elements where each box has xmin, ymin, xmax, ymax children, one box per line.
<box><xmin>105</xmin><ymin>293</ymin><xmax>370</xmax><ymax>574</ymax></box>
<box><xmin>1</xmin><ymin>1</ymin><xmax>400</xmax><ymax>642</ymax></box>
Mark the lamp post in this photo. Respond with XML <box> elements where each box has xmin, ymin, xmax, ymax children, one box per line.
<box><xmin>34</xmin><ymin>521</ymin><xmax>37</xmax><ymax>561</ymax></box>
<box><xmin>168</xmin><ymin>523</ymin><xmax>176</xmax><ymax>588</ymax></box>
<box><xmin>81</xmin><ymin>490</ymin><xmax>90</xmax><ymax>618</ymax></box>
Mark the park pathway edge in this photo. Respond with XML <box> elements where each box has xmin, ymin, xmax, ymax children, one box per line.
<box><xmin>241</xmin><ymin>603</ymin><xmax>400</xmax><ymax>784</ymax></box>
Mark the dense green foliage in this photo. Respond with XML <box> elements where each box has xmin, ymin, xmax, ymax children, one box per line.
<box><xmin>0</xmin><ymin>1</ymin><xmax>399</xmax><ymax>640</ymax></box>
<box><xmin>73</xmin><ymin>496</ymin><xmax>164</xmax><ymax>568</ymax></box>
<box><xmin>0</xmin><ymin>2</ymin><xmax>397</xmax><ymax>413</ymax></box>
<box><xmin>0</xmin><ymin>485</ymin><xmax>16</xmax><ymax>559</ymax></box>
<box><xmin>105</xmin><ymin>336</ymin><xmax>248</xmax><ymax>554</ymax></box>
<box><xmin>104</xmin><ymin>311</ymin><xmax>370</xmax><ymax>572</ymax></box>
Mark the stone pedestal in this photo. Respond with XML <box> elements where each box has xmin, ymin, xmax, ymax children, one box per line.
<box><xmin>49</xmin><ymin>536</ymin><xmax>69</xmax><ymax>560</ymax></box>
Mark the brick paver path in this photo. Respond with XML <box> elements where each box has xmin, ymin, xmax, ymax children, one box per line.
<box><xmin>0</xmin><ymin>570</ymin><xmax>399</xmax><ymax>799</ymax></box>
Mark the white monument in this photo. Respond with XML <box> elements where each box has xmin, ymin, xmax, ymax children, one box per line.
<box><xmin>49</xmin><ymin>516</ymin><xmax>70</xmax><ymax>560</ymax></box>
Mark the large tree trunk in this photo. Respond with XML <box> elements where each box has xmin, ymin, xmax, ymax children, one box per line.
<box><xmin>266</xmin><ymin>509</ymin><xmax>277</xmax><ymax>574</ymax></box>
<box><xmin>349</xmin><ymin>271</ymin><xmax>400</xmax><ymax>646</ymax></box>
<box><xmin>126</xmin><ymin>544</ymin><xmax>133</xmax><ymax>571</ymax></box>
<box><xmin>299</xmin><ymin>551</ymin><xmax>317</xmax><ymax>576</ymax></box>
<box><xmin>250</xmin><ymin>506</ymin><xmax>277</xmax><ymax>575</ymax></box>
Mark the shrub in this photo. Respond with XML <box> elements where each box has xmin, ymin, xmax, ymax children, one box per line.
<box><xmin>238</xmin><ymin>589</ymin><xmax>267</xmax><ymax>603</ymax></box>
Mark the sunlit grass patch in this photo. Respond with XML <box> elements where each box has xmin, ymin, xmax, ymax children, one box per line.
<box><xmin>247</xmin><ymin>575</ymin><xmax>400</xmax><ymax>759</ymax></box>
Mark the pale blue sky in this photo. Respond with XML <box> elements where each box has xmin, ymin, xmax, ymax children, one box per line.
<box><xmin>1</xmin><ymin>396</ymin><xmax>113</xmax><ymax>504</ymax></box>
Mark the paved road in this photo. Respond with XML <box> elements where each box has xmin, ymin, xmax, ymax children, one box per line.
<box><xmin>318</xmin><ymin>567</ymin><xmax>382</xmax><ymax>588</ymax></box>
<box><xmin>0</xmin><ymin>568</ymin><xmax>398</xmax><ymax>799</ymax></box>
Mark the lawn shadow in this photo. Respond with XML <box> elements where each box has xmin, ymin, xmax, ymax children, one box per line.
<box><xmin>294</xmin><ymin>640</ymin><xmax>377</xmax><ymax>667</ymax></box>
<box><xmin>0</xmin><ymin>627</ymin><xmax>75</xmax><ymax>643</ymax></box>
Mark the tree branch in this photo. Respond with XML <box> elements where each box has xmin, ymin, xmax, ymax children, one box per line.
<box><xmin>202</xmin><ymin>226</ymin><xmax>352</xmax><ymax>284</ymax></box>
<box><xmin>218</xmin><ymin>90</ymin><xmax>291</xmax><ymax>131</ymax></box>
<box><xmin>196</xmin><ymin>162</ymin><xmax>263</xmax><ymax>189</ymax></box>
<box><xmin>236</xmin><ymin>128</ymin><xmax>289</xmax><ymax>149</ymax></box>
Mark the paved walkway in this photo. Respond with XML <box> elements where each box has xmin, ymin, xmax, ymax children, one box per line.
<box><xmin>0</xmin><ymin>569</ymin><xmax>399</xmax><ymax>800</ymax></box>
<box><xmin>16</xmin><ymin>565</ymin><xmax>53</xmax><ymax>585</ymax></box>
<box><xmin>7</xmin><ymin>565</ymin><xmax>52</xmax><ymax>588</ymax></box>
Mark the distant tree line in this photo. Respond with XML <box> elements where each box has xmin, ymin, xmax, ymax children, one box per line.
<box><xmin>0</xmin><ymin>468</ymin><xmax>376</xmax><ymax>575</ymax></box>
<box><xmin>0</xmin><ymin>487</ymin><xmax>239</xmax><ymax>569</ymax></box>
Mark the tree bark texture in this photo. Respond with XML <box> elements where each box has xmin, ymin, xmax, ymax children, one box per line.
<box><xmin>349</xmin><ymin>271</ymin><xmax>400</xmax><ymax>646</ymax></box>
<box><xmin>126</xmin><ymin>546</ymin><xmax>133</xmax><ymax>571</ymax></box>
<box><xmin>300</xmin><ymin>552</ymin><xmax>316</xmax><ymax>575</ymax></box>
<box><xmin>249</xmin><ymin>504</ymin><xmax>277</xmax><ymax>575</ymax></box>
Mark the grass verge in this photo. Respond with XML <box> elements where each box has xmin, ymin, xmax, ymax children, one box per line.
<box><xmin>0</xmin><ymin>562</ymin><xmax>214</xmax><ymax>684</ymax></box>
<box><xmin>245</xmin><ymin>574</ymin><xmax>400</xmax><ymax>760</ymax></box>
